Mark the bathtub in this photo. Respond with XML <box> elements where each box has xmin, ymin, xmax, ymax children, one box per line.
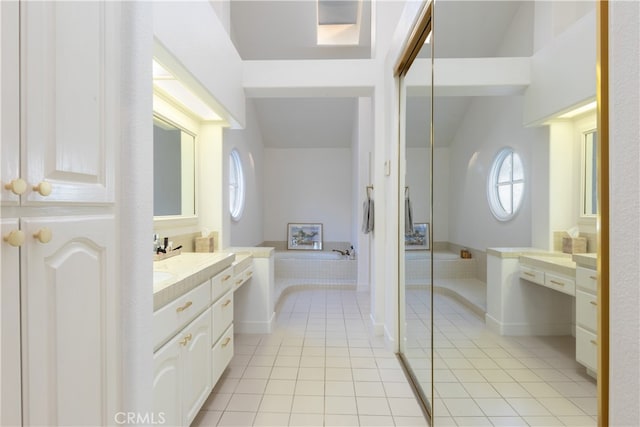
<box><xmin>274</xmin><ymin>251</ymin><xmax>357</xmax><ymax>302</ymax></box>
<box><xmin>404</xmin><ymin>250</ymin><xmax>460</xmax><ymax>260</ymax></box>
<box><xmin>404</xmin><ymin>250</ymin><xmax>476</xmax><ymax>284</ymax></box>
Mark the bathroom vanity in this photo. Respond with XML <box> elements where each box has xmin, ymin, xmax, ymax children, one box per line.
<box><xmin>487</xmin><ymin>248</ymin><xmax>598</xmax><ymax>375</ymax></box>
<box><xmin>152</xmin><ymin>252</ymin><xmax>256</xmax><ymax>426</ymax></box>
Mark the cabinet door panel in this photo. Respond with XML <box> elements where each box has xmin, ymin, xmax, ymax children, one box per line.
<box><xmin>0</xmin><ymin>1</ymin><xmax>20</xmax><ymax>205</ymax></box>
<box><xmin>21</xmin><ymin>2</ymin><xmax>119</xmax><ymax>204</ymax></box>
<box><xmin>1</xmin><ymin>218</ymin><xmax>21</xmax><ymax>426</ymax></box>
<box><xmin>21</xmin><ymin>215</ymin><xmax>117</xmax><ymax>426</ymax></box>
<box><xmin>182</xmin><ymin>309</ymin><xmax>212</xmax><ymax>426</ymax></box>
<box><xmin>153</xmin><ymin>336</ymin><xmax>182</xmax><ymax>427</ymax></box>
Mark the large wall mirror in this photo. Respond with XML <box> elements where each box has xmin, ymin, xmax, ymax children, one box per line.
<box><xmin>153</xmin><ymin>115</ymin><xmax>196</xmax><ymax>218</ymax></box>
<box><xmin>397</xmin><ymin>1</ymin><xmax>606</xmax><ymax>424</ymax></box>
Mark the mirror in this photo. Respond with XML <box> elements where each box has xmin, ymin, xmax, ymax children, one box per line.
<box><xmin>582</xmin><ymin>130</ymin><xmax>598</xmax><ymax>216</ymax></box>
<box><xmin>153</xmin><ymin>116</ymin><xmax>196</xmax><ymax>217</ymax></box>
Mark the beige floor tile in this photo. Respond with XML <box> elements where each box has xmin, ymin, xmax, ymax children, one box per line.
<box><xmin>226</xmin><ymin>393</ymin><xmax>262</xmax><ymax>412</ymax></box>
<box><xmin>325</xmin><ymin>395</ymin><xmax>358</xmax><ymax>415</ymax></box>
<box><xmin>453</xmin><ymin>416</ymin><xmax>493</xmax><ymax>426</ymax></box>
<box><xmin>325</xmin><ymin>380</ymin><xmax>355</xmax><ymax>397</ymax></box>
<box><xmin>442</xmin><ymin>398</ymin><xmax>484</xmax><ymax>417</ymax></box>
<box><xmin>488</xmin><ymin>416</ymin><xmax>528</xmax><ymax>426</ymax></box>
<box><xmin>234</xmin><ymin>378</ymin><xmax>268</xmax><ymax>394</ymax></box>
<box><xmin>295</xmin><ymin>380</ymin><xmax>325</xmax><ymax>396</ymax></box>
<box><xmin>474</xmin><ymin>398</ymin><xmax>518</xmax><ymax>417</ymax></box>
<box><xmin>292</xmin><ymin>394</ymin><xmax>325</xmax><ymax>414</ymax></box>
<box><xmin>324</xmin><ymin>414</ymin><xmax>359</xmax><ymax>426</ymax></box>
<box><xmin>354</xmin><ymin>381</ymin><xmax>386</xmax><ymax>397</ymax></box>
<box><xmin>388</xmin><ymin>397</ymin><xmax>424</xmax><ymax>417</ymax></box>
<box><xmin>217</xmin><ymin>411</ymin><xmax>256</xmax><ymax>427</ymax></box>
<box><xmin>191</xmin><ymin>410</ymin><xmax>222</xmax><ymax>427</ymax></box>
<box><xmin>393</xmin><ymin>415</ymin><xmax>430</xmax><ymax>426</ymax></box>
<box><xmin>506</xmin><ymin>398</ymin><xmax>552</xmax><ymax>416</ymax></box>
<box><xmin>258</xmin><ymin>394</ymin><xmax>293</xmax><ymax>413</ymax></box>
<box><xmin>264</xmin><ymin>379</ymin><xmax>296</xmax><ymax>395</ymax></box>
<box><xmin>253</xmin><ymin>411</ymin><xmax>290</xmax><ymax>427</ymax></box>
<box><xmin>356</xmin><ymin>397</ymin><xmax>392</xmax><ymax>416</ymax></box>
<box><xmin>289</xmin><ymin>412</ymin><xmax>324</xmax><ymax>426</ymax></box>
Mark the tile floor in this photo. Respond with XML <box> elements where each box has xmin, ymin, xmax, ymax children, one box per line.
<box><xmin>403</xmin><ymin>289</ymin><xmax>598</xmax><ymax>426</ymax></box>
<box><xmin>192</xmin><ymin>288</ymin><xmax>428</xmax><ymax>427</ymax></box>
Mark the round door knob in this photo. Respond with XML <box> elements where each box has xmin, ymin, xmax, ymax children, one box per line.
<box><xmin>4</xmin><ymin>229</ymin><xmax>25</xmax><ymax>247</ymax></box>
<box><xmin>33</xmin><ymin>228</ymin><xmax>52</xmax><ymax>244</ymax></box>
<box><xmin>4</xmin><ymin>178</ymin><xmax>27</xmax><ymax>195</ymax></box>
<box><xmin>33</xmin><ymin>181</ymin><xmax>52</xmax><ymax>196</ymax></box>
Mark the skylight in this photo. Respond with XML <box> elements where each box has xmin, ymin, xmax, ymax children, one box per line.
<box><xmin>317</xmin><ymin>0</ymin><xmax>362</xmax><ymax>46</ymax></box>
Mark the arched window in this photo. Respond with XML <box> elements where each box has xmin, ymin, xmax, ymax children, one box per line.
<box><xmin>488</xmin><ymin>147</ymin><xmax>524</xmax><ymax>221</ymax></box>
<box><xmin>229</xmin><ymin>149</ymin><xmax>245</xmax><ymax>221</ymax></box>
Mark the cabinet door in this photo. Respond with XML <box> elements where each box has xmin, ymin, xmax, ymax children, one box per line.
<box><xmin>20</xmin><ymin>1</ymin><xmax>119</xmax><ymax>204</ymax></box>
<box><xmin>182</xmin><ymin>309</ymin><xmax>212</xmax><ymax>426</ymax></box>
<box><xmin>20</xmin><ymin>215</ymin><xmax>118</xmax><ymax>426</ymax></box>
<box><xmin>153</xmin><ymin>334</ymin><xmax>182</xmax><ymax>427</ymax></box>
<box><xmin>0</xmin><ymin>1</ymin><xmax>20</xmax><ymax>205</ymax></box>
<box><xmin>1</xmin><ymin>218</ymin><xmax>21</xmax><ymax>426</ymax></box>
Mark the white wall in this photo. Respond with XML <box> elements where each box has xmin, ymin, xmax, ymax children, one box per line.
<box><xmin>609</xmin><ymin>1</ymin><xmax>640</xmax><ymax>424</ymax></box>
<box><xmin>447</xmin><ymin>95</ymin><xmax>545</xmax><ymax>251</ymax></box>
<box><xmin>226</xmin><ymin>99</ymin><xmax>265</xmax><ymax>247</ymax></box>
<box><xmin>263</xmin><ymin>148</ymin><xmax>353</xmax><ymax>245</ymax></box>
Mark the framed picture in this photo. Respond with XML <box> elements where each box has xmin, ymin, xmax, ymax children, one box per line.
<box><xmin>287</xmin><ymin>223</ymin><xmax>323</xmax><ymax>250</ymax></box>
<box><xmin>405</xmin><ymin>222</ymin><xmax>430</xmax><ymax>250</ymax></box>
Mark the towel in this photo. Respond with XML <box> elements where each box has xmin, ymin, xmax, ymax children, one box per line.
<box><xmin>362</xmin><ymin>197</ymin><xmax>374</xmax><ymax>234</ymax></box>
<box><xmin>405</xmin><ymin>195</ymin><xmax>414</xmax><ymax>234</ymax></box>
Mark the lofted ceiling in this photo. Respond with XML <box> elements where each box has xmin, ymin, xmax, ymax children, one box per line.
<box><xmin>230</xmin><ymin>0</ymin><xmax>528</xmax><ymax>150</ymax></box>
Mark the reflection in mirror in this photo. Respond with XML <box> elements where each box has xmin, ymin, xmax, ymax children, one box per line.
<box><xmin>398</xmin><ymin>10</ymin><xmax>433</xmax><ymax>417</ymax></box>
<box><xmin>153</xmin><ymin>116</ymin><xmax>196</xmax><ymax>217</ymax></box>
<box><xmin>583</xmin><ymin>130</ymin><xmax>598</xmax><ymax>216</ymax></box>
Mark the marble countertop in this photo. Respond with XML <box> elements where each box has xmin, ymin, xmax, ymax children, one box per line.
<box><xmin>153</xmin><ymin>252</ymin><xmax>235</xmax><ymax>310</ymax></box>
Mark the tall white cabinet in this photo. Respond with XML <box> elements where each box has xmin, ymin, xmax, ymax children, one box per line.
<box><xmin>1</xmin><ymin>1</ymin><xmax>121</xmax><ymax>425</ymax></box>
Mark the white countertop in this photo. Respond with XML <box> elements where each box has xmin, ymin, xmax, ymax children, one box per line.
<box><xmin>153</xmin><ymin>252</ymin><xmax>235</xmax><ymax>310</ymax></box>
<box><xmin>519</xmin><ymin>253</ymin><xmax>577</xmax><ymax>277</ymax></box>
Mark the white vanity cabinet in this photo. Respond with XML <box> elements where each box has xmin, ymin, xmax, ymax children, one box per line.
<box><xmin>153</xmin><ymin>280</ymin><xmax>212</xmax><ymax>427</ymax></box>
<box><xmin>575</xmin><ymin>266</ymin><xmax>598</xmax><ymax>374</ymax></box>
<box><xmin>154</xmin><ymin>309</ymin><xmax>212</xmax><ymax>427</ymax></box>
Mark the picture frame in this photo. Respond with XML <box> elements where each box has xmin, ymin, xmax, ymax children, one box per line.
<box><xmin>287</xmin><ymin>223</ymin><xmax>323</xmax><ymax>250</ymax></box>
<box><xmin>405</xmin><ymin>222</ymin><xmax>430</xmax><ymax>250</ymax></box>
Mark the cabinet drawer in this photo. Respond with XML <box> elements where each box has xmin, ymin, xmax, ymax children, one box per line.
<box><xmin>544</xmin><ymin>272</ymin><xmax>575</xmax><ymax>296</ymax></box>
<box><xmin>576</xmin><ymin>326</ymin><xmax>598</xmax><ymax>373</ymax></box>
<box><xmin>212</xmin><ymin>325</ymin><xmax>234</xmax><ymax>386</ymax></box>
<box><xmin>576</xmin><ymin>290</ymin><xmax>598</xmax><ymax>332</ymax></box>
<box><xmin>520</xmin><ymin>266</ymin><xmax>544</xmax><ymax>285</ymax></box>
<box><xmin>154</xmin><ymin>280</ymin><xmax>211</xmax><ymax>350</ymax></box>
<box><xmin>212</xmin><ymin>290</ymin><xmax>233</xmax><ymax>343</ymax></box>
<box><xmin>234</xmin><ymin>266</ymin><xmax>253</xmax><ymax>290</ymax></box>
<box><xmin>211</xmin><ymin>266</ymin><xmax>234</xmax><ymax>303</ymax></box>
<box><xmin>576</xmin><ymin>267</ymin><xmax>597</xmax><ymax>293</ymax></box>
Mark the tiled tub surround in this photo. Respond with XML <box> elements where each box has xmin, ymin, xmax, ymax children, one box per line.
<box><xmin>274</xmin><ymin>251</ymin><xmax>357</xmax><ymax>303</ymax></box>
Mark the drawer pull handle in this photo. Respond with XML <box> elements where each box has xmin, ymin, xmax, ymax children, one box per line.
<box><xmin>176</xmin><ymin>301</ymin><xmax>193</xmax><ymax>313</ymax></box>
<box><xmin>222</xmin><ymin>337</ymin><xmax>231</xmax><ymax>348</ymax></box>
<box><xmin>223</xmin><ymin>299</ymin><xmax>232</xmax><ymax>307</ymax></box>
<box><xmin>4</xmin><ymin>229</ymin><xmax>25</xmax><ymax>247</ymax></box>
<box><xmin>590</xmin><ymin>275</ymin><xmax>597</xmax><ymax>280</ymax></box>
<box><xmin>550</xmin><ymin>280</ymin><xmax>565</xmax><ymax>286</ymax></box>
<box><xmin>222</xmin><ymin>275</ymin><xmax>231</xmax><ymax>282</ymax></box>
<box><xmin>590</xmin><ymin>301</ymin><xmax>598</xmax><ymax>306</ymax></box>
<box><xmin>4</xmin><ymin>178</ymin><xmax>27</xmax><ymax>195</ymax></box>
<box><xmin>590</xmin><ymin>339</ymin><xmax>597</xmax><ymax>346</ymax></box>
<box><xmin>523</xmin><ymin>272</ymin><xmax>535</xmax><ymax>277</ymax></box>
<box><xmin>179</xmin><ymin>333</ymin><xmax>192</xmax><ymax>346</ymax></box>
<box><xmin>246</xmin><ymin>271</ymin><xmax>253</xmax><ymax>277</ymax></box>
<box><xmin>235</xmin><ymin>279</ymin><xmax>243</xmax><ymax>285</ymax></box>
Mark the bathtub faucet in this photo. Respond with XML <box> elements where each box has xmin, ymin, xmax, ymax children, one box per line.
<box><xmin>332</xmin><ymin>249</ymin><xmax>350</xmax><ymax>256</ymax></box>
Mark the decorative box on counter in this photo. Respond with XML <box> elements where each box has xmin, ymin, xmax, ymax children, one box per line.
<box><xmin>195</xmin><ymin>236</ymin><xmax>215</xmax><ymax>253</ymax></box>
<box><xmin>562</xmin><ymin>236</ymin><xmax>587</xmax><ymax>254</ymax></box>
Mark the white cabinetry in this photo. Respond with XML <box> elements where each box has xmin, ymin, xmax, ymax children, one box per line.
<box><xmin>575</xmin><ymin>266</ymin><xmax>598</xmax><ymax>374</ymax></box>
<box><xmin>153</xmin><ymin>307</ymin><xmax>212</xmax><ymax>427</ymax></box>
<box><xmin>1</xmin><ymin>1</ymin><xmax>118</xmax><ymax>205</ymax></box>
<box><xmin>1</xmin><ymin>2</ymin><xmax>121</xmax><ymax>425</ymax></box>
